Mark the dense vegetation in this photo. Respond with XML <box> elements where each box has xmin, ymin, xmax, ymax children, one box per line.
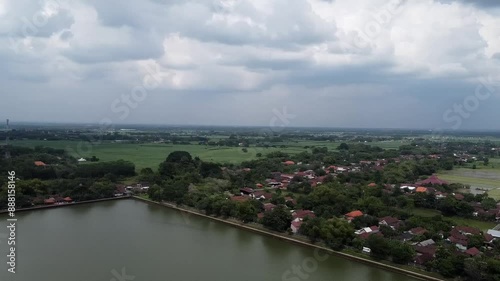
<box><xmin>1</xmin><ymin>127</ymin><xmax>500</xmax><ymax>280</ymax></box>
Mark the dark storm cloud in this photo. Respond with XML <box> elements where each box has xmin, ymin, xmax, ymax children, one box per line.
<box><xmin>0</xmin><ymin>0</ymin><xmax>499</xmax><ymax>130</ymax></box>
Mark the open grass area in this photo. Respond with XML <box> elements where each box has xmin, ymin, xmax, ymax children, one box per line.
<box><xmin>12</xmin><ymin>140</ymin><xmax>266</xmax><ymax>170</ymax></box>
<box><xmin>437</xmin><ymin>167</ymin><xmax>500</xmax><ymax>200</ymax></box>
<box><xmin>412</xmin><ymin>208</ymin><xmax>496</xmax><ymax>231</ymax></box>
<box><xmin>11</xmin><ymin>138</ymin><xmax>405</xmax><ymax>171</ymax></box>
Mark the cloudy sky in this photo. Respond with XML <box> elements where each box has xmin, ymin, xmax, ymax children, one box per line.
<box><xmin>1</xmin><ymin>0</ymin><xmax>499</xmax><ymax>130</ymax></box>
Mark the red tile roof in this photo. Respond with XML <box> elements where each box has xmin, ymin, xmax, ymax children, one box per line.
<box><xmin>34</xmin><ymin>161</ymin><xmax>46</xmax><ymax>166</ymax></box>
<box><xmin>345</xmin><ymin>210</ymin><xmax>364</xmax><ymax>218</ymax></box>
<box><xmin>416</xmin><ymin>175</ymin><xmax>448</xmax><ymax>186</ymax></box>
<box><xmin>455</xmin><ymin>226</ymin><xmax>481</xmax><ymax>236</ymax></box>
<box><xmin>416</xmin><ymin>187</ymin><xmax>427</xmax><ymax>193</ymax></box>
<box><xmin>465</xmin><ymin>247</ymin><xmax>480</xmax><ymax>256</ymax></box>
<box><xmin>292</xmin><ymin>210</ymin><xmax>315</xmax><ymax>220</ymax></box>
<box><xmin>230</xmin><ymin>196</ymin><xmax>249</xmax><ymax>202</ymax></box>
<box><xmin>409</xmin><ymin>227</ymin><xmax>428</xmax><ymax>236</ymax></box>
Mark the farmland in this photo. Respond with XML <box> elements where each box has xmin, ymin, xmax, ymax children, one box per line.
<box><xmin>411</xmin><ymin>208</ymin><xmax>497</xmax><ymax>231</ymax></box>
<box><xmin>10</xmin><ymin>139</ymin><xmax>407</xmax><ymax>171</ymax></box>
<box><xmin>437</xmin><ymin>165</ymin><xmax>500</xmax><ymax>200</ymax></box>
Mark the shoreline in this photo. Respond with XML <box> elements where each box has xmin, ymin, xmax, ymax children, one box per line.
<box><xmin>133</xmin><ymin>196</ymin><xmax>445</xmax><ymax>281</ymax></box>
<box><xmin>0</xmin><ymin>196</ymin><xmax>130</xmax><ymax>214</ymax></box>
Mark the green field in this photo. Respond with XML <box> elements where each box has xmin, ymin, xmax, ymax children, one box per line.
<box><xmin>412</xmin><ymin>208</ymin><xmax>496</xmax><ymax>231</ymax></box>
<box><xmin>11</xmin><ymin>140</ymin><xmax>266</xmax><ymax>170</ymax></box>
<box><xmin>11</xmin><ymin>139</ymin><xmax>405</xmax><ymax>171</ymax></box>
<box><xmin>437</xmin><ymin>166</ymin><xmax>500</xmax><ymax>200</ymax></box>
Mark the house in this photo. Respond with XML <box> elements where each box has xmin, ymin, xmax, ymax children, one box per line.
<box><xmin>415</xmin><ymin>244</ymin><xmax>437</xmax><ymax>257</ymax></box>
<box><xmin>483</xmin><ymin>233</ymin><xmax>495</xmax><ymax>244</ymax></box>
<box><xmin>416</xmin><ymin>175</ymin><xmax>448</xmax><ymax>186</ymax></box>
<box><xmin>355</xmin><ymin>226</ymin><xmax>380</xmax><ymax>235</ymax></box>
<box><xmin>292</xmin><ymin>210</ymin><xmax>315</xmax><ymax>221</ymax></box>
<box><xmin>34</xmin><ymin>161</ymin><xmax>46</xmax><ymax>167</ymax></box>
<box><xmin>435</xmin><ymin>192</ymin><xmax>447</xmax><ymax>199</ymax></box>
<box><xmin>417</xmin><ymin>239</ymin><xmax>435</xmax><ymax>247</ymax></box>
<box><xmin>284</xmin><ymin>160</ymin><xmax>295</xmax><ymax>166</ymax></box>
<box><xmin>231</xmin><ymin>196</ymin><xmax>249</xmax><ymax>202</ymax></box>
<box><xmin>115</xmin><ymin>184</ymin><xmax>127</xmax><ymax>196</ymax></box>
<box><xmin>285</xmin><ymin>197</ymin><xmax>297</xmax><ymax>206</ymax></box>
<box><xmin>63</xmin><ymin>197</ymin><xmax>73</xmax><ymax>203</ymax></box>
<box><xmin>263</xmin><ymin>203</ymin><xmax>276</xmax><ymax>212</ymax></box>
<box><xmin>409</xmin><ymin>227</ymin><xmax>428</xmax><ymax>236</ymax></box>
<box><xmin>400</xmin><ymin>185</ymin><xmax>416</xmax><ymax>192</ymax></box>
<box><xmin>415</xmin><ymin>186</ymin><xmax>427</xmax><ymax>193</ymax></box>
<box><xmin>44</xmin><ymin>198</ymin><xmax>56</xmax><ymax>205</ymax></box>
<box><xmin>378</xmin><ymin>216</ymin><xmax>401</xmax><ymax>230</ymax></box>
<box><xmin>453</xmin><ymin>226</ymin><xmax>481</xmax><ymax>236</ymax></box>
<box><xmin>240</xmin><ymin>187</ymin><xmax>254</xmax><ymax>195</ymax></box>
<box><xmin>487</xmin><ymin>229</ymin><xmax>500</xmax><ymax>239</ymax></box>
<box><xmin>448</xmin><ymin>236</ymin><xmax>468</xmax><ymax>251</ymax></box>
<box><xmin>77</xmin><ymin>158</ymin><xmax>87</xmax><ymax>162</ymax></box>
<box><xmin>415</xmin><ymin>253</ymin><xmax>434</xmax><ymax>266</ymax></box>
<box><xmin>454</xmin><ymin>193</ymin><xmax>465</xmax><ymax>201</ymax></box>
<box><xmin>252</xmin><ymin>191</ymin><xmax>273</xmax><ymax>200</ymax></box>
<box><xmin>345</xmin><ymin>210</ymin><xmax>364</xmax><ymax>221</ymax></box>
<box><xmin>465</xmin><ymin>247</ymin><xmax>481</xmax><ymax>257</ymax></box>
<box><xmin>291</xmin><ymin>220</ymin><xmax>303</xmax><ymax>234</ymax></box>
<box><xmin>367</xmin><ymin>182</ymin><xmax>377</xmax><ymax>187</ymax></box>
<box><xmin>398</xmin><ymin>232</ymin><xmax>415</xmax><ymax>242</ymax></box>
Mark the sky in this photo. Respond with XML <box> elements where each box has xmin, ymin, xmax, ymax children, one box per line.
<box><xmin>1</xmin><ymin>0</ymin><xmax>500</xmax><ymax>130</ymax></box>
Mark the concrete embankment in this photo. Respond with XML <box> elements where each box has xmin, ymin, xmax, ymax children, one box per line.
<box><xmin>0</xmin><ymin>196</ymin><xmax>131</xmax><ymax>214</ymax></box>
<box><xmin>133</xmin><ymin>196</ymin><xmax>445</xmax><ymax>281</ymax></box>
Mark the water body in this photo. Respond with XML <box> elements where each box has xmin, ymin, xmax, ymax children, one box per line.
<box><xmin>0</xmin><ymin>200</ymin><xmax>420</xmax><ymax>281</ymax></box>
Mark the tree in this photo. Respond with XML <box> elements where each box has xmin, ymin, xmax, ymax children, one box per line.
<box><xmin>237</xmin><ymin>202</ymin><xmax>258</xmax><ymax>223</ymax></box>
<box><xmin>338</xmin><ymin>143</ymin><xmax>349</xmax><ymax>150</ymax></box>
<box><xmin>367</xmin><ymin>235</ymin><xmax>390</xmax><ymax>260</ymax></box>
<box><xmin>166</xmin><ymin>151</ymin><xmax>193</xmax><ymax>163</ymax></box>
<box><xmin>199</xmin><ymin>162</ymin><xmax>223</xmax><ymax>178</ymax></box>
<box><xmin>262</xmin><ymin>205</ymin><xmax>292</xmax><ymax>232</ymax></box>
<box><xmin>390</xmin><ymin>241</ymin><xmax>415</xmax><ymax>264</ymax></box>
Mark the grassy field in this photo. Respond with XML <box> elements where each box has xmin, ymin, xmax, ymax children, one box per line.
<box><xmin>11</xmin><ymin>139</ymin><xmax>405</xmax><ymax>171</ymax></box>
<box><xmin>412</xmin><ymin>208</ymin><xmax>496</xmax><ymax>231</ymax></box>
<box><xmin>11</xmin><ymin>140</ymin><xmax>266</xmax><ymax>170</ymax></box>
<box><xmin>437</xmin><ymin>165</ymin><xmax>500</xmax><ymax>200</ymax></box>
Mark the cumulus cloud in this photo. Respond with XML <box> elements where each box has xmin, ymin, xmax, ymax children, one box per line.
<box><xmin>1</xmin><ymin>0</ymin><xmax>499</xmax><ymax>129</ymax></box>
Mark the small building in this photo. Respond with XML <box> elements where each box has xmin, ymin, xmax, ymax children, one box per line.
<box><xmin>230</xmin><ymin>196</ymin><xmax>249</xmax><ymax>202</ymax></box>
<box><xmin>63</xmin><ymin>197</ymin><xmax>73</xmax><ymax>203</ymax></box>
<box><xmin>345</xmin><ymin>210</ymin><xmax>364</xmax><ymax>221</ymax></box>
<box><xmin>291</xmin><ymin>220</ymin><xmax>303</xmax><ymax>234</ymax></box>
<box><xmin>465</xmin><ymin>247</ymin><xmax>481</xmax><ymax>257</ymax></box>
<box><xmin>409</xmin><ymin>227</ymin><xmax>428</xmax><ymax>236</ymax></box>
<box><xmin>34</xmin><ymin>161</ymin><xmax>47</xmax><ymax>167</ymax></box>
<box><xmin>415</xmin><ymin>186</ymin><xmax>427</xmax><ymax>193</ymax></box>
<box><xmin>416</xmin><ymin>175</ymin><xmax>448</xmax><ymax>186</ymax></box>
<box><xmin>44</xmin><ymin>198</ymin><xmax>56</xmax><ymax>205</ymax></box>
<box><xmin>240</xmin><ymin>187</ymin><xmax>254</xmax><ymax>195</ymax></box>
<box><xmin>378</xmin><ymin>216</ymin><xmax>401</xmax><ymax>230</ymax></box>
<box><xmin>78</xmin><ymin>158</ymin><xmax>87</xmax><ymax>162</ymax></box>
<box><xmin>263</xmin><ymin>203</ymin><xmax>276</xmax><ymax>212</ymax></box>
